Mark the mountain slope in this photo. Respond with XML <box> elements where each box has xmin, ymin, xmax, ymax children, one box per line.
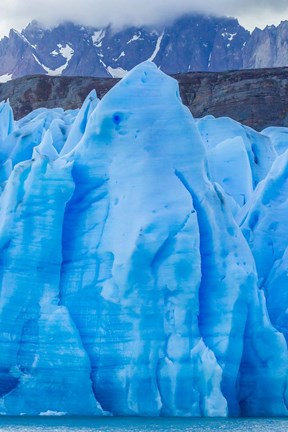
<box><xmin>0</xmin><ymin>15</ymin><xmax>250</xmax><ymax>80</ymax></box>
<box><xmin>3</xmin><ymin>15</ymin><xmax>288</xmax><ymax>81</ymax></box>
<box><xmin>243</xmin><ymin>21</ymin><xmax>288</xmax><ymax>68</ymax></box>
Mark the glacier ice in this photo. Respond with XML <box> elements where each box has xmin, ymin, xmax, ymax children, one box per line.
<box><xmin>262</xmin><ymin>126</ymin><xmax>288</xmax><ymax>155</ymax></box>
<box><xmin>0</xmin><ymin>62</ymin><xmax>286</xmax><ymax>416</ymax></box>
<box><xmin>240</xmin><ymin>149</ymin><xmax>288</xmax><ymax>347</ymax></box>
<box><xmin>196</xmin><ymin>116</ymin><xmax>277</xmax><ymax>210</ymax></box>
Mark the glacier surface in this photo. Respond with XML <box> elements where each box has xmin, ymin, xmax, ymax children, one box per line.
<box><xmin>0</xmin><ymin>62</ymin><xmax>286</xmax><ymax>416</ymax></box>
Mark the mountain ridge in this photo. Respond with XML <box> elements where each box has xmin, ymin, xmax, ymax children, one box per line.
<box><xmin>1</xmin><ymin>14</ymin><xmax>286</xmax><ymax>80</ymax></box>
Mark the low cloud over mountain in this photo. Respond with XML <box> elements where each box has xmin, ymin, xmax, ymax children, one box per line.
<box><xmin>0</xmin><ymin>0</ymin><xmax>288</xmax><ymax>37</ymax></box>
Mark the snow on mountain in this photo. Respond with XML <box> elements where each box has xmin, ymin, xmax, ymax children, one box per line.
<box><xmin>1</xmin><ymin>15</ymin><xmax>288</xmax><ymax>82</ymax></box>
<box><xmin>0</xmin><ymin>62</ymin><xmax>286</xmax><ymax>416</ymax></box>
<box><xmin>147</xmin><ymin>32</ymin><xmax>164</xmax><ymax>62</ymax></box>
<box><xmin>92</xmin><ymin>29</ymin><xmax>106</xmax><ymax>47</ymax></box>
<box><xmin>106</xmin><ymin>66</ymin><xmax>128</xmax><ymax>78</ymax></box>
<box><xmin>32</xmin><ymin>43</ymin><xmax>74</xmax><ymax>76</ymax></box>
<box><xmin>0</xmin><ymin>15</ymin><xmax>250</xmax><ymax>80</ymax></box>
<box><xmin>0</xmin><ymin>74</ymin><xmax>12</xmax><ymax>83</ymax></box>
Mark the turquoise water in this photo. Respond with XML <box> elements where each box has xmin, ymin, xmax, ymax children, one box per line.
<box><xmin>0</xmin><ymin>418</ymin><xmax>287</xmax><ymax>432</ymax></box>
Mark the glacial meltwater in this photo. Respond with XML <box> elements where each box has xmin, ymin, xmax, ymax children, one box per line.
<box><xmin>0</xmin><ymin>418</ymin><xmax>287</xmax><ymax>432</ymax></box>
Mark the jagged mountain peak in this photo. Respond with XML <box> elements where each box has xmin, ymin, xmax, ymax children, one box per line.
<box><xmin>0</xmin><ymin>14</ymin><xmax>286</xmax><ymax>82</ymax></box>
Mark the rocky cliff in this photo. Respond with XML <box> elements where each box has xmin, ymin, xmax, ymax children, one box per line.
<box><xmin>2</xmin><ymin>67</ymin><xmax>288</xmax><ymax>131</ymax></box>
<box><xmin>243</xmin><ymin>21</ymin><xmax>288</xmax><ymax>69</ymax></box>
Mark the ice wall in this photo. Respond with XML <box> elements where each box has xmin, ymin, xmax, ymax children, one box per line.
<box><xmin>0</xmin><ymin>62</ymin><xmax>286</xmax><ymax>416</ymax></box>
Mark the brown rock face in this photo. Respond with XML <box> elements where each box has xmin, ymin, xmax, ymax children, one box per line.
<box><xmin>1</xmin><ymin>68</ymin><xmax>288</xmax><ymax>131</ymax></box>
<box><xmin>175</xmin><ymin>68</ymin><xmax>288</xmax><ymax>131</ymax></box>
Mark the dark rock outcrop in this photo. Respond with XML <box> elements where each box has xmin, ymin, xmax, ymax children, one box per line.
<box><xmin>1</xmin><ymin>67</ymin><xmax>288</xmax><ymax>131</ymax></box>
<box><xmin>176</xmin><ymin>68</ymin><xmax>288</xmax><ymax>131</ymax></box>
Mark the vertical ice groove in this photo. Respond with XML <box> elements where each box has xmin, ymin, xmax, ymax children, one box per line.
<box><xmin>174</xmin><ymin>169</ymin><xmax>246</xmax><ymax>415</ymax></box>
<box><xmin>0</xmin><ymin>61</ymin><xmax>285</xmax><ymax>417</ymax></box>
<box><xmin>60</xmin><ymin>89</ymin><xmax>99</xmax><ymax>156</ymax></box>
<box><xmin>0</xmin><ymin>136</ymin><xmax>101</xmax><ymax>414</ymax></box>
<box><xmin>196</xmin><ymin>116</ymin><xmax>276</xmax><ymax>200</ymax></box>
<box><xmin>175</xmin><ymin>167</ymin><xmax>288</xmax><ymax>416</ymax></box>
<box><xmin>59</xmin><ymin>62</ymin><xmax>230</xmax><ymax>416</ymax></box>
<box><xmin>240</xmin><ymin>150</ymin><xmax>288</xmax><ymax>347</ymax></box>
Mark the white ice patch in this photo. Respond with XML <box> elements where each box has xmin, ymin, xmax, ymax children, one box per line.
<box><xmin>58</xmin><ymin>44</ymin><xmax>74</xmax><ymax>62</ymax></box>
<box><xmin>0</xmin><ymin>74</ymin><xmax>12</xmax><ymax>83</ymax></box>
<box><xmin>221</xmin><ymin>32</ymin><xmax>237</xmax><ymax>41</ymax></box>
<box><xmin>127</xmin><ymin>34</ymin><xmax>142</xmax><ymax>44</ymax></box>
<box><xmin>92</xmin><ymin>29</ymin><xmax>106</xmax><ymax>47</ymax></box>
<box><xmin>113</xmin><ymin>51</ymin><xmax>125</xmax><ymax>62</ymax></box>
<box><xmin>33</xmin><ymin>44</ymin><xmax>74</xmax><ymax>76</ymax></box>
<box><xmin>107</xmin><ymin>66</ymin><xmax>128</xmax><ymax>78</ymax></box>
<box><xmin>99</xmin><ymin>58</ymin><xmax>107</xmax><ymax>68</ymax></box>
<box><xmin>12</xmin><ymin>29</ymin><xmax>37</xmax><ymax>50</ymax></box>
<box><xmin>208</xmin><ymin>53</ymin><xmax>212</xmax><ymax>68</ymax></box>
<box><xmin>147</xmin><ymin>32</ymin><xmax>164</xmax><ymax>62</ymax></box>
<box><xmin>40</xmin><ymin>411</ymin><xmax>67</xmax><ymax>416</ymax></box>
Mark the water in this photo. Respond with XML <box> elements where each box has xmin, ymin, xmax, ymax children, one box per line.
<box><xmin>0</xmin><ymin>417</ymin><xmax>286</xmax><ymax>432</ymax></box>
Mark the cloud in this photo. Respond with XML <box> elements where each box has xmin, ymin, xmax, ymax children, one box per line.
<box><xmin>0</xmin><ymin>0</ymin><xmax>288</xmax><ymax>36</ymax></box>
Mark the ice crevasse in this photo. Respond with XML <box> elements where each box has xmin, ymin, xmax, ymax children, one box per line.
<box><xmin>0</xmin><ymin>61</ymin><xmax>286</xmax><ymax>416</ymax></box>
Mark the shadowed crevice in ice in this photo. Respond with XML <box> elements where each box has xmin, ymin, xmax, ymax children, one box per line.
<box><xmin>240</xmin><ymin>149</ymin><xmax>288</xmax><ymax>346</ymax></box>
<box><xmin>0</xmin><ymin>143</ymin><xmax>101</xmax><ymax>415</ymax></box>
<box><xmin>0</xmin><ymin>62</ymin><xmax>285</xmax><ymax>416</ymax></box>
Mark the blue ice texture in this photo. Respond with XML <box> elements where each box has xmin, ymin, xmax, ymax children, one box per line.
<box><xmin>0</xmin><ymin>62</ymin><xmax>286</xmax><ymax>417</ymax></box>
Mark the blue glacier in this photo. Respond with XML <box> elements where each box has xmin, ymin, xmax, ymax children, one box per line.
<box><xmin>0</xmin><ymin>62</ymin><xmax>286</xmax><ymax>416</ymax></box>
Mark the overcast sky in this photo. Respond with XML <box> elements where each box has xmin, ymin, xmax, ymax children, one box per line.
<box><xmin>0</xmin><ymin>0</ymin><xmax>288</xmax><ymax>37</ymax></box>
